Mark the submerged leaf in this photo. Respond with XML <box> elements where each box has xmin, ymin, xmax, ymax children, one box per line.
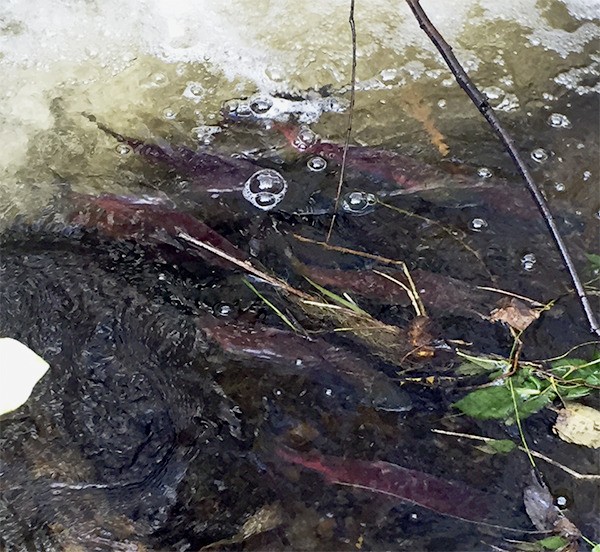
<box><xmin>490</xmin><ymin>297</ymin><xmax>541</xmax><ymax>332</ymax></box>
<box><xmin>454</xmin><ymin>382</ymin><xmax>552</xmax><ymax>422</ymax></box>
<box><xmin>201</xmin><ymin>503</ymin><xmax>283</xmax><ymax>550</ymax></box>
<box><xmin>487</xmin><ymin>439</ymin><xmax>517</xmax><ymax>454</ymax></box>
<box><xmin>523</xmin><ymin>474</ymin><xmax>560</xmax><ymax>531</ymax></box>
<box><xmin>537</xmin><ymin>536</ymin><xmax>569</xmax><ymax>550</ymax></box>
<box><xmin>454</xmin><ymin>386</ymin><xmax>517</xmax><ymax>420</ymax></box>
<box><xmin>305</xmin><ymin>277</ymin><xmax>367</xmax><ymax>315</ymax></box>
<box><xmin>586</xmin><ymin>253</ymin><xmax>600</xmax><ymax>271</ymax></box>
<box><xmin>455</xmin><ymin>352</ymin><xmax>510</xmax><ymax>377</ymax></box>
<box><xmin>553</xmin><ymin>403</ymin><xmax>600</xmax><ymax>448</ymax></box>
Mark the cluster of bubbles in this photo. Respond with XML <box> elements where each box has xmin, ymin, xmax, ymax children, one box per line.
<box><xmin>192</xmin><ymin>125</ymin><xmax>222</xmax><ymax>145</ymax></box>
<box><xmin>221</xmin><ymin>94</ymin><xmax>347</xmax><ymax>124</ymax></box>
<box><xmin>341</xmin><ymin>191</ymin><xmax>377</xmax><ymax>215</ymax></box>
<box><xmin>482</xmin><ymin>86</ymin><xmax>520</xmax><ymax>112</ymax></box>
<box><xmin>242</xmin><ymin>169</ymin><xmax>288</xmax><ymax>211</ymax></box>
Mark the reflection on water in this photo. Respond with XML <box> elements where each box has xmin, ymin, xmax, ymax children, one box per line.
<box><xmin>0</xmin><ymin>0</ymin><xmax>598</xmax><ymax>550</ymax></box>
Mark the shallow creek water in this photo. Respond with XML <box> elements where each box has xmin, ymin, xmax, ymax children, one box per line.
<box><xmin>0</xmin><ymin>1</ymin><xmax>599</xmax><ymax>550</ymax></box>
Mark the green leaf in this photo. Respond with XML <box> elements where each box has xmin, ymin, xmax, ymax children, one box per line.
<box><xmin>537</xmin><ymin>536</ymin><xmax>568</xmax><ymax>550</ymax></box>
<box><xmin>454</xmin><ymin>380</ymin><xmax>554</xmax><ymax>422</ymax></box>
<box><xmin>243</xmin><ymin>279</ymin><xmax>298</xmax><ymax>333</ymax></box>
<box><xmin>586</xmin><ymin>253</ymin><xmax>600</xmax><ymax>271</ymax></box>
<box><xmin>455</xmin><ymin>352</ymin><xmax>511</xmax><ymax>376</ymax></box>
<box><xmin>487</xmin><ymin>438</ymin><xmax>516</xmax><ymax>454</ymax></box>
<box><xmin>454</xmin><ymin>386</ymin><xmax>515</xmax><ymax>420</ymax></box>
<box><xmin>304</xmin><ymin>277</ymin><xmax>368</xmax><ymax>315</ymax></box>
<box><xmin>557</xmin><ymin>385</ymin><xmax>592</xmax><ymax>401</ymax></box>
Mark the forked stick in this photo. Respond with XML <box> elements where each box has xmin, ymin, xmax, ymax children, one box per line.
<box><xmin>404</xmin><ymin>0</ymin><xmax>600</xmax><ymax>337</ymax></box>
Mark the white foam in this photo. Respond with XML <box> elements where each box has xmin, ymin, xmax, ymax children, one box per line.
<box><xmin>0</xmin><ymin>0</ymin><xmax>597</xmax><ymax>207</ymax></box>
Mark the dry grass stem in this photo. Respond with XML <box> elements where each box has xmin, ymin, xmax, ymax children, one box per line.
<box><xmin>432</xmin><ymin>429</ymin><xmax>600</xmax><ymax>480</ymax></box>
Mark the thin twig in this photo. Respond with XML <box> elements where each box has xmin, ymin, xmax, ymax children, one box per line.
<box><xmin>404</xmin><ymin>0</ymin><xmax>600</xmax><ymax>337</ymax></box>
<box><xmin>326</xmin><ymin>0</ymin><xmax>356</xmax><ymax>243</ymax></box>
<box><xmin>432</xmin><ymin>429</ymin><xmax>600</xmax><ymax>481</ymax></box>
<box><xmin>373</xmin><ymin>269</ymin><xmax>424</xmax><ymax>317</ymax></box>
<box><xmin>177</xmin><ymin>232</ymin><xmax>312</xmax><ymax>301</ymax></box>
<box><xmin>293</xmin><ymin>233</ymin><xmax>407</xmax><ymax>266</ymax></box>
<box><xmin>476</xmin><ymin>286</ymin><xmax>545</xmax><ymax>307</ymax></box>
<box><xmin>377</xmin><ymin>199</ymin><xmax>494</xmax><ymax>281</ymax></box>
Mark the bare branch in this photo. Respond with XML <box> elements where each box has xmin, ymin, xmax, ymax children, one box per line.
<box><xmin>404</xmin><ymin>0</ymin><xmax>600</xmax><ymax>337</ymax></box>
<box><xmin>326</xmin><ymin>0</ymin><xmax>357</xmax><ymax>243</ymax></box>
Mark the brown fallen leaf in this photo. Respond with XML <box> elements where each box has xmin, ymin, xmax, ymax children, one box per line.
<box><xmin>523</xmin><ymin>473</ymin><xmax>559</xmax><ymax>532</ymax></box>
<box><xmin>402</xmin><ymin>85</ymin><xmax>450</xmax><ymax>156</ymax></box>
<box><xmin>523</xmin><ymin>471</ymin><xmax>580</xmax><ymax>542</ymax></box>
<box><xmin>553</xmin><ymin>403</ymin><xmax>600</xmax><ymax>449</ymax></box>
<box><xmin>200</xmin><ymin>503</ymin><xmax>284</xmax><ymax>550</ymax></box>
<box><xmin>490</xmin><ymin>297</ymin><xmax>541</xmax><ymax>332</ymax></box>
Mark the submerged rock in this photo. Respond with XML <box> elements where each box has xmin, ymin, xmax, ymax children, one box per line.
<box><xmin>0</xmin><ymin>237</ymin><xmax>267</xmax><ymax>550</ymax></box>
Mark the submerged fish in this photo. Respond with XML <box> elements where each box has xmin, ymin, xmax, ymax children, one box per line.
<box><xmin>276</xmin><ymin>123</ymin><xmax>478</xmax><ymax>192</ymax></box>
<box><xmin>276</xmin><ymin>446</ymin><xmax>491</xmax><ymax>523</ymax></box>
<box><xmin>85</xmin><ymin>115</ymin><xmax>261</xmax><ymax>195</ymax></box>
<box><xmin>68</xmin><ymin>192</ymin><xmax>248</xmax><ymax>269</ymax></box>
<box><xmin>297</xmin><ymin>263</ymin><xmax>494</xmax><ymax>320</ymax></box>
<box><xmin>199</xmin><ymin>316</ymin><xmax>413</xmax><ymax>413</ymax></box>
<box><xmin>276</xmin><ymin>123</ymin><xmax>538</xmax><ymax>218</ymax></box>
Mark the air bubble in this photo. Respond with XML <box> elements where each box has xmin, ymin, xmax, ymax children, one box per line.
<box><xmin>547</xmin><ymin>112</ymin><xmax>572</xmax><ymax>129</ymax></box>
<box><xmin>530</xmin><ymin>148</ymin><xmax>549</xmax><ymax>163</ymax></box>
<box><xmin>554</xmin><ymin>182</ymin><xmax>566</xmax><ymax>192</ymax></box>
<box><xmin>246</xmin><ymin>170</ymin><xmax>286</xmax><ymax>195</ymax></box>
<box><xmin>478</xmin><ymin>167</ymin><xmax>493</xmax><ymax>179</ymax></box>
<box><xmin>341</xmin><ymin>191</ymin><xmax>377</xmax><ymax>215</ymax></box>
<box><xmin>150</xmin><ymin>72</ymin><xmax>168</xmax><ymax>86</ymax></box>
<box><xmin>522</xmin><ymin>253</ymin><xmax>537</xmax><ymax>271</ymax></box>
<box><xmin>470</xmin><ymin>218</ymin><xmax>488</xmax><ymax>232</ymax></box>
<box><xmin>222</xmin><ymin>99</ymin><xmax>239</xmax><ymax>115</ymax></box>
<box><xmin>243</xmin><ymin>169</ymin><xmax>288</xmax><ymax>211</ymax></box>
<box><xmin>307</xmin><ymin>156</ymin><xmax>327</xmax><ymax>172</ymax></box>
<box><xmin>183</xmin><ymin>82</ymin><xmax>204</xmax><ymax>101</ymax></box>
<box><xmin>380</xmin><ymin>68</ymin><xmax>397</xmax><ymax>82</ymax></box>
<box><xmin>162</xmin><ymin>108</ymin><xmax>177</xmax><ymax>120</ymax></box>
<box><xmin>250</xmin><ymin>97</ymin><xmax>273</xmax><ymax>115</ymax></box>
<box><xmin>214</xmin><ymin>303</ymin><xmax>233</xmax><ymax>317</ymax></box>
<box><xmin>115</xmin><ymin>144</ymin><xmax>132</xmax><ymax>155</ymax></box>
<box><xmin>254</xmin><ymin>193</ymin><xmax>278</xmax><ymax>208</ymax></box>
<box><xmin>236</xmin><ymin>102</ymin><xmax>252</xmax><ymax>118</ymax></box>
<box><xmin>293</xmin><ymin>127</ymin><xmax>317</xmax><ymax>151</ymax></box>
<box><xmin>555</xmin><ymin>496</ymin><xmax>568</xmax><ymax>508</ymax></box>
